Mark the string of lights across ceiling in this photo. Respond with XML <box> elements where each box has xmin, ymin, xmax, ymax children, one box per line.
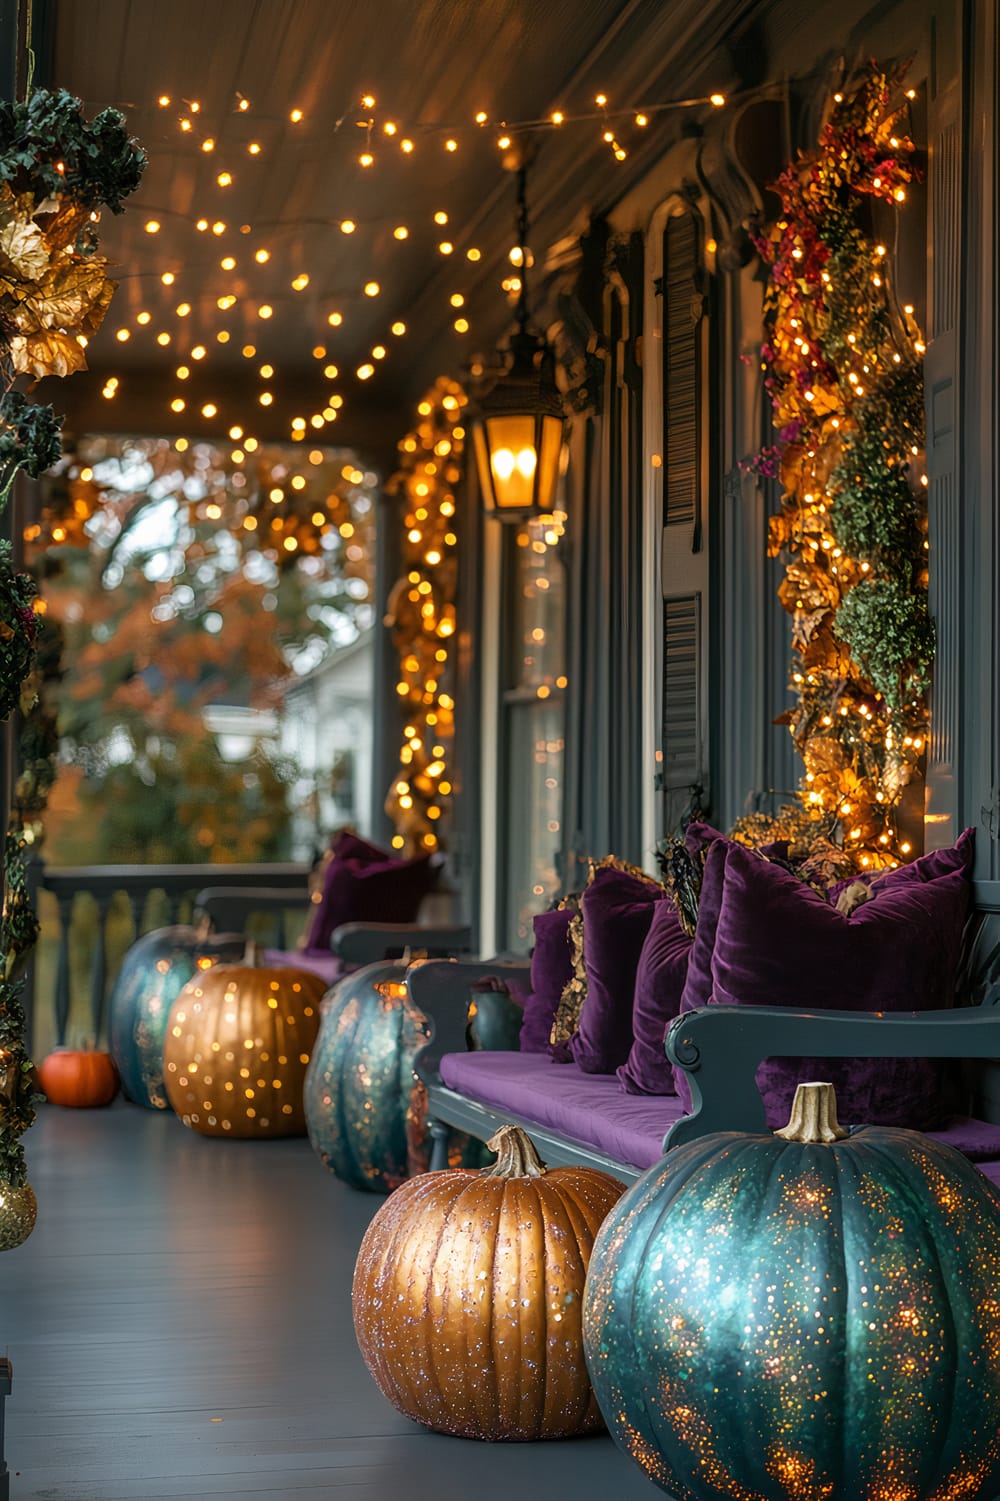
<box><xmin>97</xmin><ymin>86</ymin><xmax>732</xmax><ymax>442</ymax></box>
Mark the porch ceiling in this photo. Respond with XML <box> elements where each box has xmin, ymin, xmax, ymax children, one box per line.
<box><xmin>43</xmin><ymin>0</ymin><xmax>761</xmax><ymax>451</ymax></box>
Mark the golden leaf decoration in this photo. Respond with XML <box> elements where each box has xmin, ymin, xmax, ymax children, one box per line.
<box><xmin>0</xmin><ymin>212</ymin><xmax>50</xmax><ymax>284</ymax></box>
<box><xmin>7</xmin><ymin>328</ymin><xmax>88</xmax><ymax>380</ymax></box>
<box><xmin>10</xmin><ymin>255</ymin><xmax>115</xmax><ymax>336</ymax></box>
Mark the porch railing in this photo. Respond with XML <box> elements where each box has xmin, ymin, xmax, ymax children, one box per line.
<box><xmin>28</xmin><ymin>861</ymin><xmax>310</xmax><ymax>1056</ymax></box>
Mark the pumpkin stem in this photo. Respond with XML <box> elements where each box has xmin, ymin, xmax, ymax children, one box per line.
<box><xmin>774</xmin><ymin>1082</ymin><xmax>849</xmax><ymax>1143</ymax></box>
<box><xmin>195</xmin><ymin>913</ymin><xmax>214</xmax><ymax>941</ymax></box>
<box><xmin>481</xmin><ymin>1124</ymin><xmax>547</xmax><ymax>1179</ymax></box>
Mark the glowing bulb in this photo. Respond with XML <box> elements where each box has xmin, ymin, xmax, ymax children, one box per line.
<box><xmin>289</xmin><ymin>108</ymin><xmax>303</xmax><ymax>122</ymax></box>
<box><xmin>383</xmin><ymin>121</ymin><xmax>397</xmax><ymax>136</ymax></box>
<box><xmin>467</xmin><ymin>247</ymin><xmax>481</xmax><ymax>261</ymax></box>
<box><xmin>551</xmin><ymin>110</ymin><xmax>564</xmax><ymax>125</ymax></box>
<box><xmin>257</xmin><ymin>304</ymin><xmax>273</xmax><ymax>318</ymax></box>
<box><xmin>340</xmin><ymin>219</ymin><xmax>356</xmax><ymax>234</ymax></box>
<box><xmin>191</xmin><ymin>344</ymin><xmax>206</xmax><ymax>360</ymax></box>
<box><xmin>217</xmin><ymin>171</ymin><xmax>232</xmax><ymax>187</ymax></box>
<box><xmin>220</xmin><ymin>255</ymin><xmax>236</xmax><ymax>270</ymax></box>
<box><xmin>434</xmin><ymin>211</ymin><xmax>449</xmax><ymax>226</ymax></box>
<box><xmin>242</xmin><ymin>344</ymin><xmax>256</xmax><ymax>358</ymax></box>
<box><xmin>144</xmin><ymin>218</ymin><xmax>161</xmax><ymax>235</ymax></box>
<box><xmin>115</xmin><ymin>328</ymin><xmax>130</xmax><ymax>342</ymax></box>
<box><xmin>400</xmin><ymin>138</ymin><xmax>414</xmax><ymax>153</ymax></box>
<box><xmin>201</xmin><ymin>138</ymin><xmax>215</xmax><ymax>153</ymax></box>
<box><xmin>201</xmin><ymin>403</ymin><xmax>217</xmax><ymax>418</ymax></box>
<box><xmin>595</xmin><ymin>93</ymin><xmax>607</xmax><ymax>107</ymax></box>
<box><xmin>157</xmin><ymin>332</ymin><xmax>171</xmax><ymax>346</ymax></box>
<box><xmin>393</xmin><ymin>225</ymin><xmax>408</xmax><ymax>239</ymax></box>
<box><xmin>357</xmin><ymin>363</ymin><xmax>375</xmax><ymax>380</ymax></box>
<box><xmin>195</xmin><ymin>218</ymin><xmax>208</xmax><ymax>232</ymax></box>
<box><xmin>229</xmin><ymin>425</ymin><xmax>243</xmax><ymax>440</ymax></box>
<box><xmin>497</xmin><ymin>134</ymin><xmax>512</xmax><ymax>150</ymax></box>
<box><xmin>161</xmin><ymin>271</ymin><xmax>175</xmax><ymax>285</ymax></box>
<box><xmin>635</xmin><ymin>113</ymin><xmax>648</xmax><ymax>126</ymax></box>
<box><xmin>710</xmin><ymin>92</ymin><xmax>725</xmax><ymax>106</ymax></box>
<box><xmin>158</xmin><ymin>95</ymin><xmax>171</xmax><ymax>107</ymax></box>
<box><xmin>259</xmin><ymin>391</ymin><xmax>273</xmax><ymax>406</ymax></box>
<box><xmin>363</xmin><ymin>281</ymin><xmax>380</xmax><ymax>297</ymax></box>
<box><xmin>170</xmin><ymin>398</ymin><xmax>185</xmax><ymax>412</ymax></box>
<box><xmin>454</xmin><ymin>318</ymin><xmax>469</xmax><ymax>333</ymax></box>
<box><xmin>176</xmin><ymin>365</ymin><xmax>190</xmax><ymax>379</ymax></box>
<box><xmin>438</xmin><ymin>241</ymin><xmax>453</xmax><ymax>255</ymax></box>
<box><xmin>254</xmin><ymin>248</ymin><xmax>270</xmax><ymax>263</ymax></box>
<box><xmin>323</xmin><ymin>363</ymin><xmax>338</xmax><ymax>378</ymax></box>
<box><xmin>445</xmin><ymin>138</ymin><xmax>458</xmax><ymax>152</ymax></box>
<box><xmin>248</xmin><ymin>141</ymin><xmax>261</xmax><ymax>155</ymax></box>
<box><xmin>360</xmin><ymin>94</ymin><xmax>375</xmax><ymax>110</ymax></box>
<box><xmin>211</xmin><ymin>221</ymin><xmax>225</xmax><ymax>234</ymax></box>
<box><xmin>176</xmin><ymin>302</ymin><xmax>191</xmax><ymax>317</ymax></box>
<box><xmin>291</xmin><ymin>273</ymin><xmax>309</xmax><ymax>291</ymax></box>
<box><xmin>372</xmin><ymin>345</ymin><xmax>386</xmax><ymax>359</ymax></box>
<box><xmin>391</xmin><ymin>321</ymin><xmax>406</xmax><ymax>335</ymax></box>
<box><xmin>359</xmin><ymin>152</ymin><xmax>374</xmax><ymax>168</ymax></box>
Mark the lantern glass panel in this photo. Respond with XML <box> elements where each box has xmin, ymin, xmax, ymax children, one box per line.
<box><xmin>485</xmin><ymin>413</ymin><xmax>539</xmax><ymax>511</ymax></box>
<box><xmin>536</xmin><ymin>414</ymin><xmax>564</xmax><ymax>515</ymax></box>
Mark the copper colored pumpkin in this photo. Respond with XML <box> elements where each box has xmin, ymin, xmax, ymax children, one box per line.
<box><xmin>163</xmin><ymin>962</ymin><xmax>325</xmax><ymax>1138</ymax></box>
<box><xmin>38</xmin><ymin>1049</ymin><xmax>119</xmax><ymax>1108</ymax></box>
<box><xmin>352</xmin><ymin>1124</ymin><xmax>624</xmax><ymax>1440</ymax></box>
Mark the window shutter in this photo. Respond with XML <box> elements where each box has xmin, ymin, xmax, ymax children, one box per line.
<box><xmin>660</xmin><ymin>208</ymin><xmax>708</xmax><ymax>794</ymax></box>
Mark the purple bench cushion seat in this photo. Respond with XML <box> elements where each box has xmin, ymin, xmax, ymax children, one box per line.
<box><xmin>438</xmin><ymin>1049</ymin><xmax>1000</xmax><ymax>1184</ymax></box>
<box><xmin>438</xmin><ymin>1050</ymin><xmax>686</xmax><ymax>1171</ymax></box>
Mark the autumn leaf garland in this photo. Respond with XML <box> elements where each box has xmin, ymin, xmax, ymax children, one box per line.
<box><xmin>755</xmin><ymin>63</ymin><xmax>929</xmax><ymax>870</ymax></box>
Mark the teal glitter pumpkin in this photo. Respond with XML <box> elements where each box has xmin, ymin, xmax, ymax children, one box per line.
<box><xmin>304</xmin><ymin>962</ymin><xmax>431</xmax><ymax>1193</ymax></box>
<box><xmin>584</xmin><ymin>1082</ymin><xmax>1000</xmax><ymax>1501</ymax></box>
<box><xmin>109</xmin><ymin>925</ymin><xmax>244</xmax><ymax>1109</ymax></box>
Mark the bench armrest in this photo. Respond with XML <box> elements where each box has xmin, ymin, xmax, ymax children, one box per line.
<box><xmin>665</xmin><ymin>1003</ymin><xmax>1000</xmax><ymax>1150</ymax></box>
<box><xmin>195</xmin><ymin>885</ymin><xmax>309</xmax><ymax>944</ymax></box>
<box><xmin>330</xmin><ymin>922</ymin><xmax>474</xmax><ymax>965</ymax></box>
<box><xmin>409</xmin><ymin>958</ymin><xmax>532</xmax><ymax>1085</ymax></box>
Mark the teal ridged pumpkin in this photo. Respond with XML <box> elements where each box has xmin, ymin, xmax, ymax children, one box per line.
<box><xmin>304</xmin><ymin>962</ymin><xmax>430</xmax><ymax>1193</ymax></box>
<box><xmin>109</xmin><ymin>925</ymin><xmax>244</xmax><ymax>1109</ymax></box>
<box><xmin>584</xmin><ymin>1082</ymin><xmax>1000</xmax><ymax>1501</ymax></box>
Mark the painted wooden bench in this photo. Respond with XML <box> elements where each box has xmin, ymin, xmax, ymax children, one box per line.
<box><xmin>409</xmin><ymin>901</ymin><xmax>1000</xmax><ymax>1188</ymax></box>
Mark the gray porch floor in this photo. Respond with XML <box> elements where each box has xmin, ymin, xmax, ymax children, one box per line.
<box><xmin>3</xmin><ymin>1102</ymin><xmax>657</xmax><ymax>1501</ymax></box>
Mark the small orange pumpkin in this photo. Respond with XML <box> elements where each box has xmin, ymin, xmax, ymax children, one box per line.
<box><xmin>352</xmin><ymin>1124</ymin><xmax>625</xmax><ymax>1440</ymax></box>
<box><xmin>38</xmin><ymin>1049</ymin><xmax>119</xmax><ymax>1108</ymax></box>
<box><xmin>163</xmin><ymin>961</ymin><xmax>325</xmax><ymax>1137</ymax></box>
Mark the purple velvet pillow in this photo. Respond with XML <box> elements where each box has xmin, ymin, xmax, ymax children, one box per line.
<box><xmin>617</xmin><ymin>899</ymin><xmax>692</xmax><ymax>1095</ymax></box>
<box><xmin>306</xmin><ymin>848</ymin><xmax>436</xmax><ymax>953</ymax></box>
<box><xmin>569</xmin><ymin>867</ymin><xmax>663</xmax><ymax>1074</ymax></box>
<box><xmin>303</xmin><ymin>830</ymin><xmax>394</xmax><ymax>949</ymax></box>
<box><xmin>673</xmin><ymin>836</ymin><xmax>972</xmax><ymax>1129</ymax></box>
<box><xmin>520</xmin><ymin>907</ymin><xmax>576</xmax><ymax>1054</ymax></box>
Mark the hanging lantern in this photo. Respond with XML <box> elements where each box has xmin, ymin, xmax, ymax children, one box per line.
<box><xmin>472</xmin><ymin>330</ymin><xmax>565</xmax><ymax>518</ymax></box>
<box><xmin>470</xmin><ymin>160</ymin><xmax>566</xmax><ymax>519</ymax></box>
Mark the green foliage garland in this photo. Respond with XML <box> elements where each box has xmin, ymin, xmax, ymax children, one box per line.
<box><xmin>0</xmin><ymin>87</ymin><xmax>145</xmax><ymax>1201</ymax></box>
<box><xmin>754</xmin><ymin>62</ymin><xmax>929</xmax><ymax>868</ymax></box>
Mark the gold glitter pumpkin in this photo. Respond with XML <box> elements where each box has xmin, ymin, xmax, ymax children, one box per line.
<box><xmin>163</xmin><ymin>962</ymin><xmax>325</xmax><ymax>1137</ymax></box>
<box><xmin>0</xmin><ymin>1178</ymin><xmax>36</xmax><ymax>1251</ymax></box>
<box><xmin>352</xmin><ymin>1125</ymin><xmax>625</xmax><ymax>1440</ymax></box>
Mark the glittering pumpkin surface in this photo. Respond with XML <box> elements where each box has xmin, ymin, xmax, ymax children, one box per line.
<box><xmin>164</xmin><ymin>964</ymin><xmax>324</xmax><ymax>1137</ymax></box>
<box><xmin>354</xmin><ymin>1155</ymin><xmax>624</xmax><ymax>1440</ymax></box>
<box><xmin>584</xmin><ymin>1128</ymin><xmax>1000</xmax><ymax>1500</ymax></box>
<box><xmin>304</xmin><ymin>963</ymin><xmax>430</xmax><ymax>1193</ymax></box>
<box><xmin>109</xmin><ymin>926</ymin><xmax>244</xmax><ymax>1110</ymax></box>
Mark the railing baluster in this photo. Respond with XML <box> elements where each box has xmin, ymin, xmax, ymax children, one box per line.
<box><xmin>54</xmin><ymin>894</ymin><xmax>74</xmax><ymax>1046</ymax></box>
<box><xmin>128</xmin><ymin>893</ymin><xmax>144</xmax><ymax>941</ymax></box>
<box><xmin>90</xmin><ymin>896</ymin><xmax>112</xmax><ymax>1046</ymax></box>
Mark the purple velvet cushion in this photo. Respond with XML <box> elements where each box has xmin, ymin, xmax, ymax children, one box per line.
<box><xmin>520</xmin><ymin>907</ymin><xmax>575</xmax><ymax>1054</ymax></box>
<box><xmin>617</xmin><ymin>901</ymin><xmax>692</xmax><ymax>1095</ymax></box>
<box><xmin>264</xmin><ymin>947</ymin><xmax>342</xmax><ymax>986</ymax></box>
<box><xmin>674</xmin><ymin>837</ymin><xmax>972</xmax><ymax>1129</ymax></box>
<box><xmin>569</xmin><ymin>867</ymin><xmax>663</xmax><ymax>1074</ymax></box>
<box><xmin>439</xmin><ymin>1049</ymin><xmax>686</xmax><ymax>1170</ymax></box>
<box><xmin>926</xmin><ymin>1115</ymin><xmax>1000</xmax><ymax>1162</ymax></box>
<box><xmin>305</xmin><ymin>847</ymin><xmax>436</xmax><ymax>954</ymax></box>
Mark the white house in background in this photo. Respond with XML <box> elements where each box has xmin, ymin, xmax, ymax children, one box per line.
<box><xmin>279</xmin><ymin>628</ymin><xmax>376</xmax><ymax>860</ymax></box>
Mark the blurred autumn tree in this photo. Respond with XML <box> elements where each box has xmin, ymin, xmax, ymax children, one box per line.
<box><xmin>29</xmin><ymin>434</ymin><xmax>377</xmax><ymax>865</ymax></box>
